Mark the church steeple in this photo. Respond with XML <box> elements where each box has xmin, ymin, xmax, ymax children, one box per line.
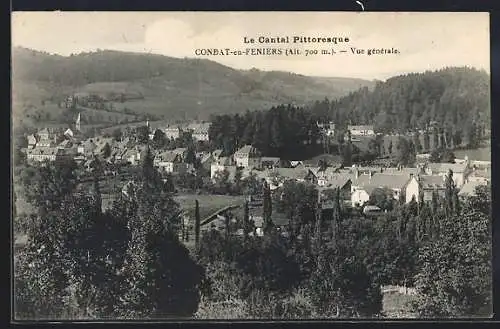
<box><xmin>76</xmin><ymin>112</ymin><xmax>81</xmax><ymax>132</ymax></box>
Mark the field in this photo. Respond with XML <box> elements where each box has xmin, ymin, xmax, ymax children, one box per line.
<box><xmin>454</xmin><ymin>146</ymin><xmax>491</xmax><ymax>161</ymax></box>
<box><xmin>382</xmin><ymin>287</ymin><xmax>418</xmax><ymax>318</ymax></box>
<box><xmin>174</xmin><ymin>193</ymin><xmax>246</xmax><ymax>222</ymax></box>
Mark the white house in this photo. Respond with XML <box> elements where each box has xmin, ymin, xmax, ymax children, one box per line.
<box><xmin>190</xmin><ymin>122</ymin><xmax>211</xmax><ymax>142</ymax></box>
<box><xmin>27</xmin><ymin>134</ymin><xmax>37</xmax><ymax>149</ymax></box>
<box><xmin>348</xmin><ymin>125</ymin><xmax>375</xmax><ymax>136</ymax></box>
<box><xmin>210</xmin><ymin>157</ymin><xmax>234</xmax><ymax>180</ymax></box>
<box><xmin>77</xmin><ymin>140</ymin><xmax>97</xmax><ymax>157</ymax></box>
<box><xmin>64</xmin><ymin>128</ymin><xmax>74</xmax><ymax>139</ymax></box>
<box><xmin>318</xmin><ymin>122</ymin><xmax>336</xmax><ymax>137</ymax></box>
<box><xmin>466</xmin><ymin>168</ymin><xmax>490</xmax><ymax>184</ymax></box>
<box><xmin>154</xmin><ymin>151</ymin><xmax>185</xmax><ymax>173</ymax></box>
<box><xmin>405</xmin><ymin>175</ymin><xmax>447</xmax><ymax>203</ymax></box>
<box><xmin>424</xmin><ymin>162</ymin><xmax>470</xmax><ymax>188</ymax></box>
<box><xmin>458</xmin><ymin>180</ymin><xmax>488</xmax><ymax>198</ymax></box>
<box><xmin>351</xmin><ymin>186</ymin><xmax>376</xmax><ymax>207</ymax></box>
<box><xmin>351</xmin><ymin>171</ymin><xmax>412</xmax><ymax>206</ymax></box>
<box><xmin>234</xmin><ymin>145</ymin><xmax>261</xmax><ymax>169</ymax></box>
<box><xmin>164</xmin><ymin>126</ymin><xmax>181</xmax><ymax>140</ymax></box>
<box><xmin>26</xmin><ymin>147</ymin><xmax>69</xmax><ymax>164</ymax></box>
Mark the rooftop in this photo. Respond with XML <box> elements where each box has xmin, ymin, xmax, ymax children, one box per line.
<box><xmin>353</xmin><ymin>173</ymin><xmax>411</xmax><ymax>190</ymax></box>
<box><xmin>419</xmin><ymin>175</ymin><xmax>446</xmax><ymax>189</ymax></box>
<box><xmin>235</xmin><ymin>145</ymin><xmax>260</xmax><ymax>157</ymax></box>
<box><xmin>459</xmin><ymin>180</ymin><xmax>488</xmax><ymax>196</ymax></box>
<box><xmin>426</xmin><ymin>162</ymin><xmax>468</xmax><ymax>174</ymax></box>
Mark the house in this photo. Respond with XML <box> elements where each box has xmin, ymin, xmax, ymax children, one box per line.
<box><xmin>190</xmin><ymin>122</ymin><xmax>211</xmax><ymax>142</ymax></box>
<box><xmin>121</xmin><ymin>181</ymin><xmax>137</xmax><ymax>199</ymax></box>
<box><xmin>164</xmin><ymin>126</ymin><xmax>181</xmax><ymax>140</ymax></box>
<box><xmin>83</xmin><ymin>157</ymin><xmax>101</xmax><ymax>172</ymax></box>
<box><xmin>112</xmin><ymin>147</ymin><xmax>128</xmax><ymax>163</ymax></box>
<box><xmin>171</xmin><ymin>148</ymin><xmax>188</xmax><ymax>162</ymax></box>
<box><xmin>261</xmin><ymin>157</ymin><xmax>281</xmax><ymax>169</ymax></box>
<box><xmin>77</xmin><ymin>140</ymin><xmax>98</xmax><ymax>157</ymax></box>
<box><xmin>154</xmin><ymin>151</ymin><xmax>183</xmax><ymax>173</ymax></box>
<box><xmin>265</xmin><ymin>167</ymin><xmax>318</xmax><ymax>188</ymax></box>
<box><xmin>318</xmin><ymin>122</ymin><xmax>336</xmax><ymax>137</ymax></box>
<box><xmin>210</xmin><ymin>157</ymin><xmax>235</xmax><ymax>180</ymax></box>
<box><xmin>316</xmin><ymin>167</ymin><xmax>350</xmax><ymax>187</ymax></box>
<box><xmin>211</xmin><ymin>165</ymin><xmax>242</xmax><ymax>183</ymax></box>
<box><xmin>200</xmin><ymin>153</ymin><xmax>215</xmax><ymax>171</ymax></box>
<box><xmin>124</xmin><ymin>146</ymin><xmax>145</xmax><ymax>166</ymax></box>
<box><xmin>93</xmin><ymin>138</ymin><xmax>115</xmax><ymax>155</ymax></box>
<box><xmin>466</xmin><ymin>167</ymin><xmax>490</xmax><ymax>184</ymax></box>
<box><xmin>56</xmin><ymin>139</ymin><xmax>73</xmax><ymax>150</ymax></box>
<box><xmin>318</xmin><ymin>173</ymin><xmax>353</xmax><ymax>201</ymax></box>
<box><xmin>351</xmin><ymin>185</ymin><xmax>377</xmax><ymax>207</ymax></box>
<box><xmin>149</xmin><ymin>128</ymin><xmax>163</xmax><ymax>140</ymax></box>
<box><xmin>348</xmin><ymin>125</ymin><xmax>375</xmax><ymax>136</ymax></box>
<box><xmin>424</xmin><ymin>162</ymin><xmax>470</xmax><ymax>188</ymax></box>
<box><xmin>27</xmin><ymin>134</ymin><xmax>37</xmax><ymax>149</ymax></box>
<box><xmin>37</xmin><ymin>128</ymin><xmax>54</xmax><ymax>141</ymax></box>
<box><xmin>458</xmin><ymin>180</ymin><xmax>488</xmax><ymax>198</ymax></box>
<box><xmin>26</xmin><ymin>147</ymin><xmax>69</xmax><ymax>164</ymax></box>
<box><xmin>212</xmin><ymin>149</ymin><xmax>224</xmax><ymax>159</ymax></box>
<box><xmin>234</xmin><ymin>145</ymin><xmax>261</xmax><ymax>169</ymax></box>
<box><xmin>405</xmin><ymin>175</ymin><xmax>447</xmax><ymax>203</ymax></box>
<box><xmin>65</xmin><ymin>95</ymin><xmax>75</xmax><ymax>108</ymax></box>
<box><xmin>351</xmin><ymin>171</ymin><xmax>412</xmax><ymax>206</ymax></box>
<box><xmin>36</xmin><ymin>132</ymin><xmax>57</xmax><ymax>148</ymax></box>
<box><xmin>64</xmin><ymin>128</ymin><xmax>74</xmax><ymax>139</ymax></box>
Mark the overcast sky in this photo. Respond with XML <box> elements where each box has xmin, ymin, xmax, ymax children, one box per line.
<box><xmin>12</xmin><ymin>12</ymin><xmax>490</xmax><ymax>80</ymax></box>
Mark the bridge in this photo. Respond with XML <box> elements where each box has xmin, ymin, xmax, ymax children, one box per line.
<box><xmin>199</xmin><ymin>204</ymin><xmax>242</xmax><ymax>226</ymax></box>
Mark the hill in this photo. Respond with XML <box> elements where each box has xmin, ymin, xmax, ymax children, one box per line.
<box><xmin>319</xmin><ymin>67</ymin><xmax>490</xmax><ymax>134</ymax></box>
<box><xmin>12</xmin><ymin>47</ymin><xmax>375</xmax><ymax>130</ymax></box>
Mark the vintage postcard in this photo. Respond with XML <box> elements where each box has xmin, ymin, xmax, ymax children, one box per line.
<box><xmin>11</xmin><ymin>12</ymin><xmax>491</xmax><ymax>320</ymax></box>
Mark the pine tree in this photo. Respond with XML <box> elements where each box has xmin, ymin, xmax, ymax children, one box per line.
<box><xmin>243</xmin><ymin>200</ymin><xmax>251</xmax><ymax>242</ymax></box>
<box><xmin>262</xmin><ymin>181</ymin><xmax>273</xmax><ymax>234</ymax></box>
<box><xmin>194</xmin><ymin>199</ymin><xmax>201</xmax><ymax>252</ymax></box>
<box><xmin>117</xmin><ymin>145</ymin><xmax>202</xmax><ymax>318</ymax></box>
<box><xmin>444</xmin><ymin>169</ymin><xmax>455</xmax><ymax>218</ymax></box>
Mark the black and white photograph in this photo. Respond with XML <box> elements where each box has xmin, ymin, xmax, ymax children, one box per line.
<box><xmin>11</xmin><ymin>11</ymin><xmax>492</xmax><ymax>320</ymax></box>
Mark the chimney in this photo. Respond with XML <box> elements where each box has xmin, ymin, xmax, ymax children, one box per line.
<box><xmin>354</xmin><ymin>168</ymin><xmax>359</xmax><ymax>179</ymax></box>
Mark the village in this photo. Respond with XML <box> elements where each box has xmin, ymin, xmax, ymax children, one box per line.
<box><xmin>19</xmin><ymin>111</ymin><xmax>491</xmax><ymax>241</ymax></box>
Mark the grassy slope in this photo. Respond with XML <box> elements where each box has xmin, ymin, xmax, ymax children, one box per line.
<box><xmin>12</xmin><ymin>47</ymin><xmax>375</xmax><ymax>129</ymax></box>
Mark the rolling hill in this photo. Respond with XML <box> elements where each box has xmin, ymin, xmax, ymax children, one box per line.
<box><xmin>12</xmin><ymin>47</ymin><xmax>375</xmax><ymax>130</ymax></box>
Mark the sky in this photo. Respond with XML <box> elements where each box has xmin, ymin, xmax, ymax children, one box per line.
<box><xmin>11</xmin><ymin>12</ymin><xmax>490</xmax><ymax>80</ymax></box>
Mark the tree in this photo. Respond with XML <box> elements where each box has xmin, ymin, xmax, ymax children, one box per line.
<box><xmin>444</xmin><ymin>169</ymin><xmax>456</xmax><ymax>218</ymax></box>
<box><xmin>135</xmin><ymin>126</ymin><xmax>149</xmax><ymax>144</ymax></box>
<box><xmin>395</xmin><ymin>137</ymin><xmax>415</xmax><ymax>166</ymax></box>
<box><xmin>309</xmin><ymin>246</ymin><xmax>383</xmax><ymax>317</ymax></box>
<box><xmin>102</xmin><ymin>143</ymin><xmax>112</xmax><ymax>158</ymax></box>
<box><xmin>262</xmin><ymin>182</ymin><xmax>273</xmax><ymax>234</ymax></box>
<box><xmin>194</xmin><ymin>200</ymin><xmax>201</xmax><ymax>251</ymax></box>
<box><xmin>368</xmin><ymin>187</ymin><xmax>395</xmax><ymax>211</ymax></box>
<box><xmin>411</xmin><ymin>210</ymin><xmax>492</xmax><ymax>317</ymax></box>
<box><xmin>152</xmin><ymin>129</ymin><xmax>166</xmax><ymax>149</ymax></box>
<box><xmin>15</xmin><ymin>192</ymin><xmax>127</xmax><ymax>319</ymax></box>
<box><xmin>185</xmin><ymin>144</ymin><xmax>197</xmax><ymax>165</ymax></box>
<box><xmin>20</xmin><ymin>160</ymin><xmax>77</xmax><ymax>214</ymax></box>
<box><xmin>116</xmin><ymin>147</ymin><xmax>204</xmax><ymax>318</ymax></box>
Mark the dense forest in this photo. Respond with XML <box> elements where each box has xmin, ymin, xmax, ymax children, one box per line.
<box><xmin>208</xmin><ymin>67</ymin><xmax>489</xmax><ymax>160</ymax></box>
<box><xmin>208</xmin><ymin>105</ymin><xmax>322</xmax><ymax>159</ymax></box>
<box><xmin>313</xmin><ymin>67</ymin><xmax>490</xmax><ymax>134</ymax></box>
